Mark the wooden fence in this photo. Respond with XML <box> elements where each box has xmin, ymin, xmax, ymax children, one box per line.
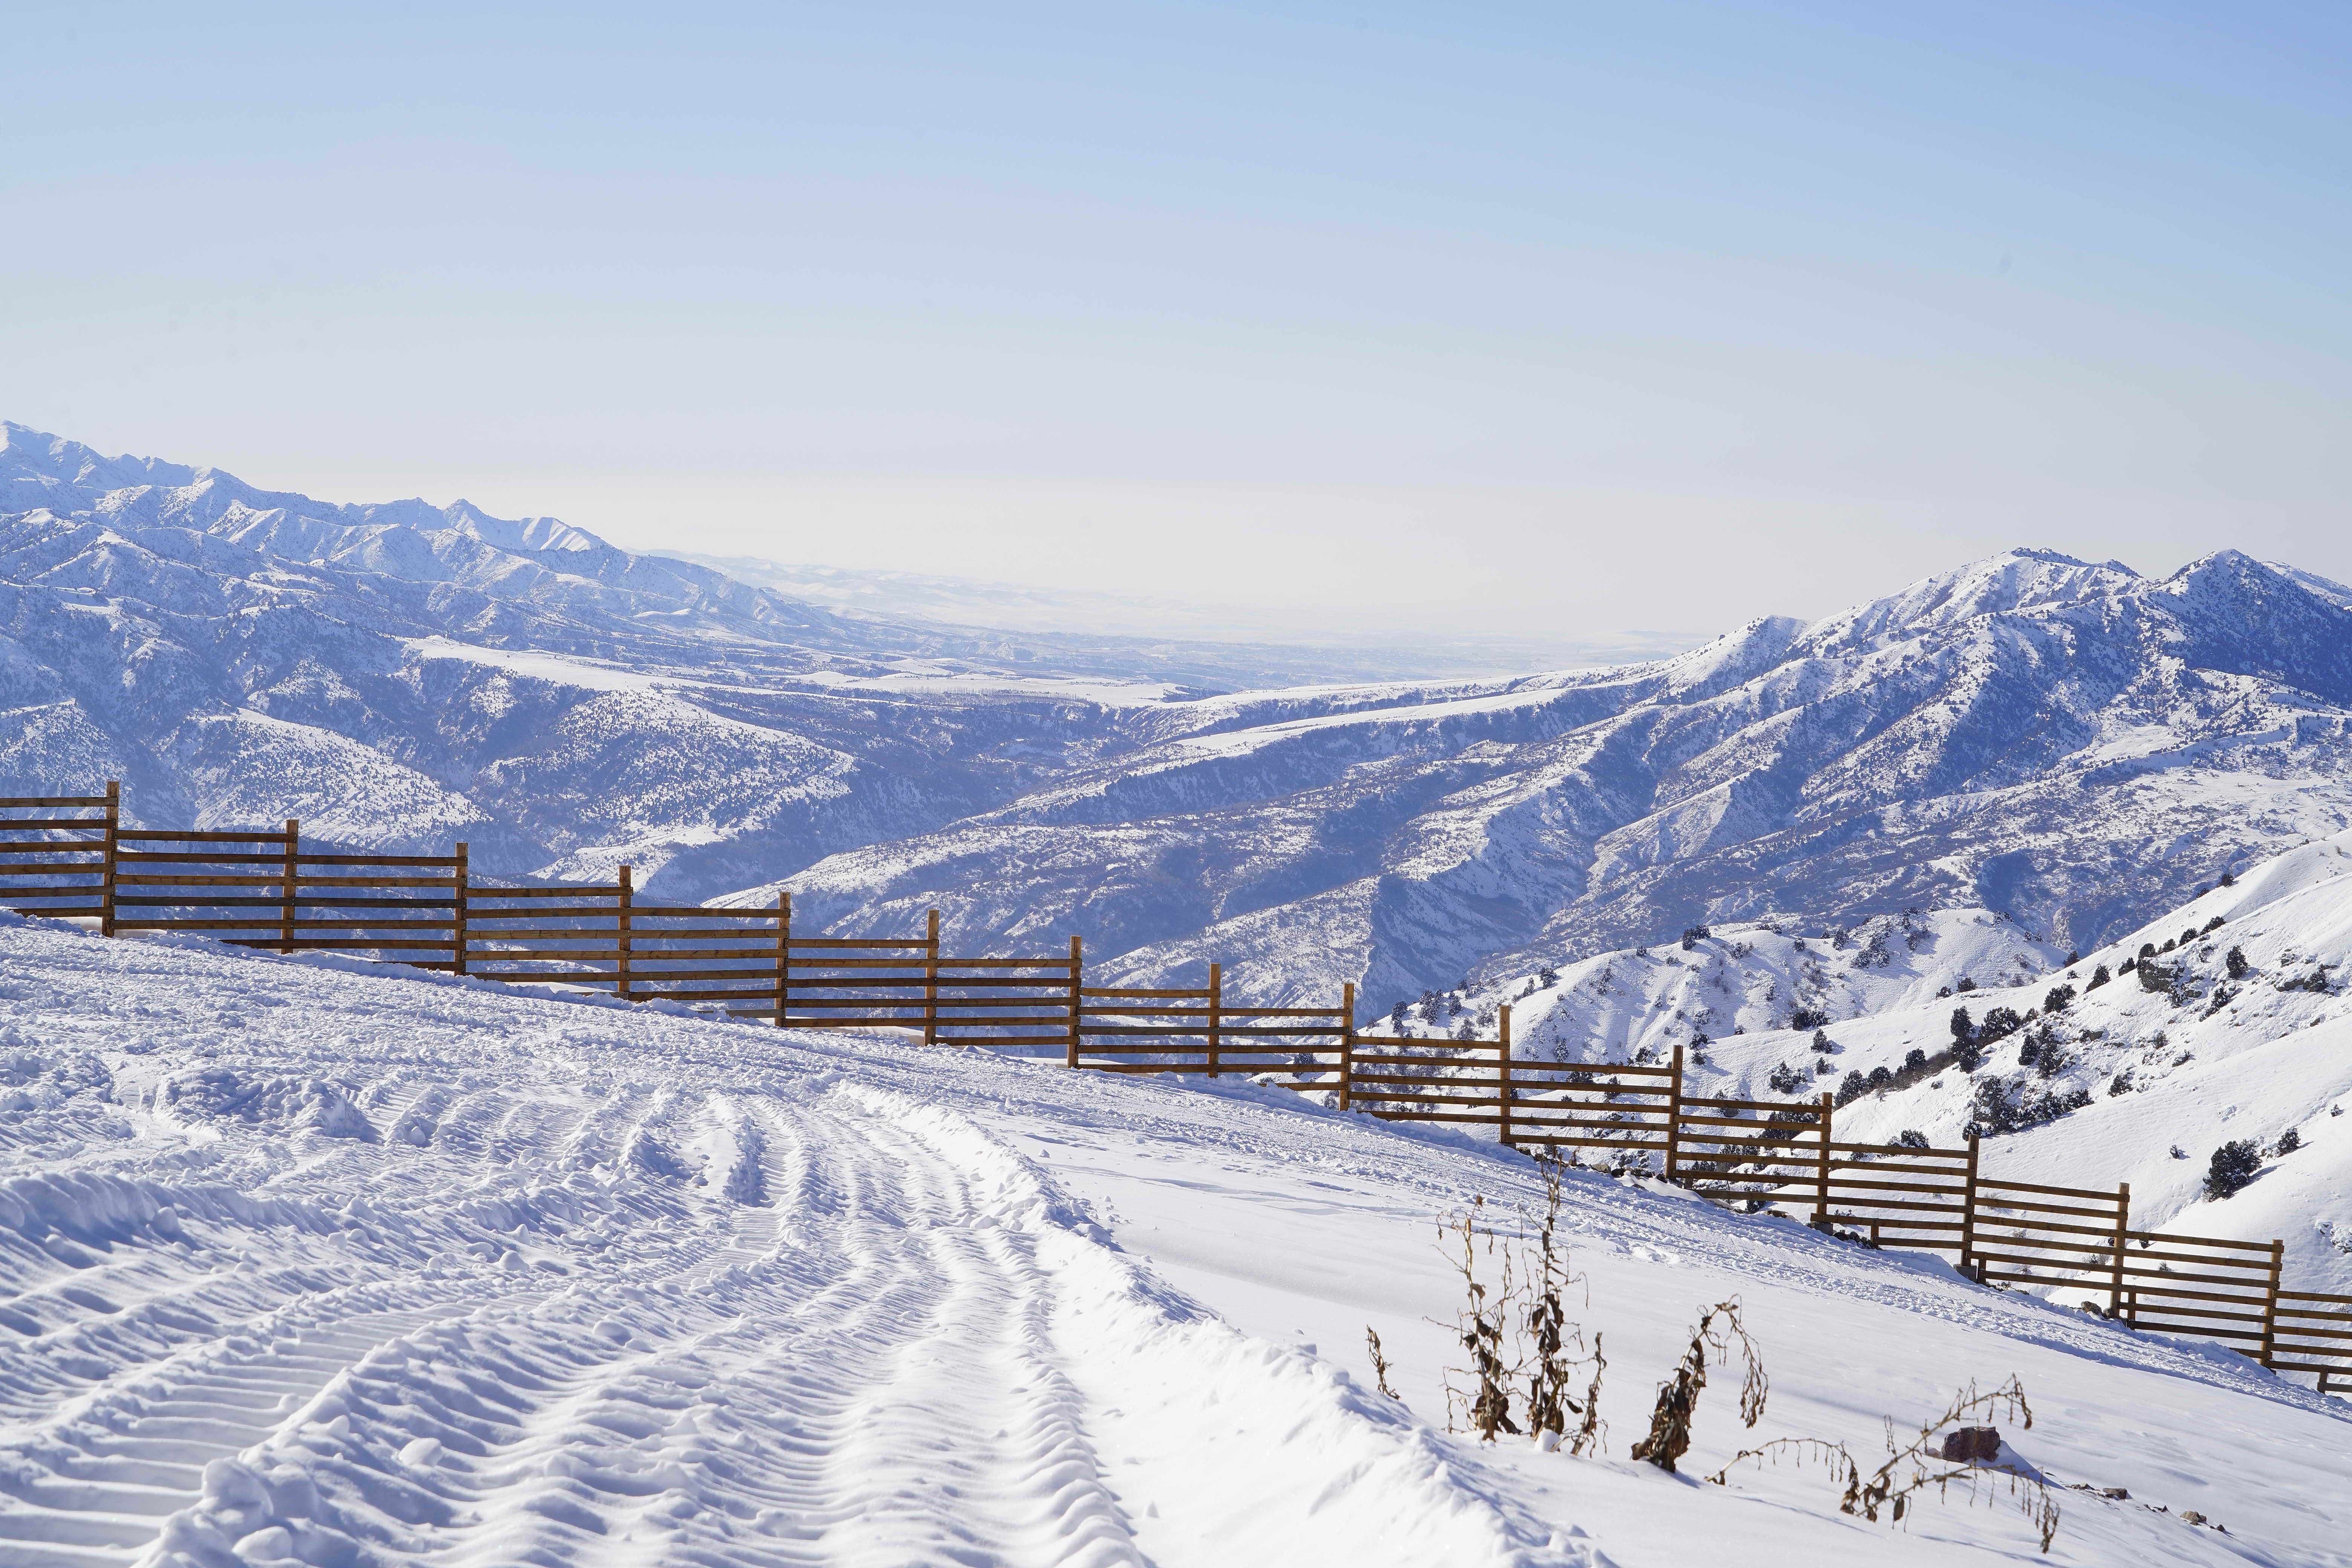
<box><xmin>4</xmin><ymin>785</ymin><xmax>2347</xmax><ymax>1396</ymax></box>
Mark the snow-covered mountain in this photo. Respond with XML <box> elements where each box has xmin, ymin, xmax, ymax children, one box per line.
<box><xmin>753</xmin><ymin>548</ymin><xmax>2352</xmax><ymax>1011</ymax></box>
<box><xmin>12</xmin><ymin>421</ymin><xmax>2352</xmax><ymax>1021</ymax></box>
<box><xmin>0</xmin><ymin>422</ymin><xmax>1270</xmax><ymax>888</ymax></box>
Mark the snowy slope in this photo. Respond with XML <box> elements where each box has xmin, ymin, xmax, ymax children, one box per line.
<box><xmin>1533</xmin><ymin>830</ymin><xmax>2352</xmax><ymax>1295</ymax></box>
<box><xmin>0</xmin><ymin>916</ymin><xmax>2345</xmax><ymax>1566</ymax></box>
<box><xmin>1375</xmin><ymin>907</ymin><xmax>2066</xmax><ymax>1064</ymax></box>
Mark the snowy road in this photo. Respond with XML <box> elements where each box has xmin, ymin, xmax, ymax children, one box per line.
<box><xmin>3</xmin><ymin>917</ymin><xmax>2347</xmax><ymax>1567</ymax></box>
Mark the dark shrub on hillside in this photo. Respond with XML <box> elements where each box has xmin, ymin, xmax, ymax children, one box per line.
<box><xmin>2086</xmin><ymin>964</ymin><xmax>2111</xmax><ymax>991</ymax></box>
<box><xmin>1810</xmin><ymin>1029</ymin><xmax>1834</xmax><ymax>1054</ymax></box>
<box><xmin>1895</xmin><ymin>1129</ymin><xmax>1930</xmax><ymax>1149</ymax></box>
<box><xmin>1767</xmin><ymin>1061</ymin><xmax>1808</xmax><ymax>1095</ymax></box>
<box><xmin>1949</xmin><ymin>1006</ymin><xmax>1974</xmax><ymax>1044</ymax></box>
<box><xmin>2277</xmin><ymin>1127</ymin><xmax>2301</xmax><ymax>1156</ymax></box>
<box><xmin>2136</xmin><ymin>960</ymin><xmax>2173</xmax><ymax>994</ymax></box>
<box><xmin>2204</xmin><ymin>1140</ymin><xmax>2262</xmax><ymax>1201</ymax></box>
<box><xmin>2226</xmin><ymin>946</ymin><xmax>2249</xmax><ymax>980</ymax></box>
<box><xmin>1903</xmin><ymin>1048</ymin><xmax>1928</xmax><ymax>1073</ymax></box>
<box><xmin>2042</xmin><ymin>983</ymin><xmax>2075</xmax><ymax>1014</ymax></box>
<box><xmin>1964</xmin><ymin>1074</ymin><xmax>2091</xmax><ymax>1138</ymax></box>
<box><xmin>1977</xmin><ymin>1006</ymin><xmax>2024</xmax><ymax>1044</ymax></box>
<box><xmin>1788</xmin><ymin>1006</ymin><xmax>1829</xmax><ymax>1031</ymax></box>
<box><xmin>1835</xmin><ymin>1071</ymin><xmax>1868</xmax><ymax>1106</ymax></box>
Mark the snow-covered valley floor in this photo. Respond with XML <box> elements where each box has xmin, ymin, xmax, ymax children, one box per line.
<box><xmin>3</xmin><ymin>918</ymin><xmax>2347</xmax><ymax>1568</ymax></box>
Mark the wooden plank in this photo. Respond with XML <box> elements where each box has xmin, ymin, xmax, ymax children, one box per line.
<box><xmin>0</xmin><ymin>796</ymin><xmax>112</xmax><ymax>808</ymax></box>
<box><xmin>2122</xmin><ymin>1230</ymin><xmax>2277</xmax><ymax>1254</ymax></box>
<box><xmin>466</xmin><ymin>886</ymin><xmax>624</xmax><ymax>899</ymax></box>
<box><xmin>1976</xmin><ymin>1175</ymin><xmax>2124</xmax><ymax>1202</ymax></box>
<box><xmin>116</xmin><ymin>829</ymin><xmax>294</xmax><ymax>842</ymax></box>
<box><xmin>1971</xmin><ymin>1195</ymin><xmax>2123</xmax><ymax>1223</ymax></box>
<box><xmin>1683</xmin><ymin>1095</ymin><xmax>1825</xmax><ymax>1115</ymax></box>
<box><xmin>1829</xmin><ymin>1141</ymin><xmax>1970</xmax><ymax>1159</ymax></box>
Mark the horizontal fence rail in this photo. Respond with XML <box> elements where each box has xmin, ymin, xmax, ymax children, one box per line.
<box><xmin>4</xmin><ymin>781</ymin><xmax>2348</xmax><ymax>1397</ymax></box>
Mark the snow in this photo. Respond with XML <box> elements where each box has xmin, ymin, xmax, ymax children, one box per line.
<box><xmin>1485</xmin><ymin>830</ymin><xmax>2352</xmax><ymax>1295</ymax></box>
<box><xmin>2</xmin><ymin>915</ymin><xmax>2345</xmax><ymax>1566</ymax></box>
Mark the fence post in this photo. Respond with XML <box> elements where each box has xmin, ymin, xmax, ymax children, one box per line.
<box><xmin>1066</xmin><ymin>934</ymin><xmax>1083</xmax><ymax>1069</ymax></box>
<box><xmin>1207</xmin><ymin>962</ymin><xmax>1222</xmax><ymax>1078</ymax></box>
<box><xmin>280</xmin><ymin>819</ymin><xmax>299</xmax><ymax>953</ymax></box>
<box><xmin>100</xmin><ymin>779</ymin><xmax>120</xmax><ymax>937</ymax></box>
<box><xmin>1497</xmin><ymin>1005</ymin><xmax>1514</xmax><ymax>1150</ymax></box>
<box><xmin>774</xmin><ymin>890</ymin><xmax>791</xmax><ymax>1029</ymax></box>
<box><xmin>2109</xmin><ymin>1183</ymin><xmax>2130</xmax><ymax>1318</ymax></box>
<box><xmin>923</xmin><ymin>908</ymin><xmax>941</xmax><ymax>1046</ymax></box>
<box><xmin>616</xmin><ymin>864</ymin><xmax>632</xmax><ymax>1000</ymax></box>
<box><xmin>2261</xmin><ymin>1238</ymin><xmax>2285</xmax><ymax>1367</ymax></box>
<box><xmin>1960</xmin><ymin>1134</ymin><xmax>1982</xmax><ymax>1282</ymax></box>
<box><xmin>452</xmin><ymin>842</ymin><xmax>469</xmax><ymax>975</ymax></box>
<box><xmin>1339</xmin><ymin>981</ymin><xmax>1355</xmax><ymax>1111</ymax></box>
<box><xmin>1814</xmin><ymin>1092</ymin><xmax>1833</xmax><ymax>1228</ymax></box>
<box><xmin>1663</xmin><ymin>1042</ymin><xmax>1685</xmax><ymax>1182</ymax></box>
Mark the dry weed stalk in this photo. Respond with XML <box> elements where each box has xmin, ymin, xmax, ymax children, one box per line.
<box><xmin>1524</xmin><ymin>1150</ymin><xmax>1606</xmax><ymax>1452</ymax></box>
<box><xmin>1629</xmin><ymin>1298</ymin><xmax>1767</xmax><ymax>1472</ymax></box>
<box><xmin>1706</xmin><ymin>1376</ymin><xmax>2059</xmax><ymax>1554</ymax></box>
<box><xmin>1439</xmin><ymin>1199</ymin><xmax>1522</xmax><ymax>1440</ymax></box>
<box><xmin>1366</xmin><ymin>1328</ymin><xmax>1403</xmax><ymax>1403</ymax></box>
<box><xmin>1567</xmin><ymin>1332</ymin><xmax>1606</xmax><ymax>1457</ymax></box>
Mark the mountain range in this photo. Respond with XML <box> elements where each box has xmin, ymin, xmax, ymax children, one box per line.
<box><xmin>8</xmin><ymin>421</ymin><xmax>2352</xmax><ymax>1016</ymax></box>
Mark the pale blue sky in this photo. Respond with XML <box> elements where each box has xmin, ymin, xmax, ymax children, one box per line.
<box><xmin>5</xmin><ymin>2</ymin><xmax>2349</xmax><ymax>634</ymax></box>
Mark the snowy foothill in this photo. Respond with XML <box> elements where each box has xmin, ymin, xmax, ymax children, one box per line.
<box><xmin>2</xmin><ymin>916</ymin><xmax>2346</xmax><ymax>1567</ymax></box>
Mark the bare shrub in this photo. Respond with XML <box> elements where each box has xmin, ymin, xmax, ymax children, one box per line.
<box><xmin>1708</xmin><ymin>1376</ymin><xmax>2059</xmax><ymax>1553</ymax></box>
<box><xmin>1365</xmin><ymin>1328</ymin><xmax>1403</xmax><ymax>1403</ymax></box>
<box><xmin>1439</xmin><ymin>1202</ymin><xmax>1521</xmax><ymax>1441</ymax></box>
<box><xmin>1630</xmin><ymin>1298</ymin><xmax>1767</xmax><ymax>1472</ymax></box>
<box><xmin>1523</xmin><ymin>1151</ymin><xmax>1606</xmax><ymax>1450</ymax></box>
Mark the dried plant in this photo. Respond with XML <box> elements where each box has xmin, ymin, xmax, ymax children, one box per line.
<box><xmin>1567</xmin><ymin>1332</ymin><xmax>1607</xmax><ymax>1457</ymax></box>
<box><xmin>1439</xmin><ymin>1203</ymin><xmax>1522</xmax><ymax>1441</ymax></box>
<box><xmin>1707</xmin><ymin>1376</ymin><xmax>2059</xmax><ymax>1554</ymax></box>
<box><xmin>1522</xmin><ymin>1150</ymin><xmax>1606</xmax><ymax>1451</ymax></box>
<box><xmin>1366</xmin><ymin>1327</ymin><xmax>1403</xmax><ymax>1403</ymax></box>
<box><xmin>1630</xmin><ymin>1298</ymin><xmax>1767</xmax><ymax>1472</ymax></box>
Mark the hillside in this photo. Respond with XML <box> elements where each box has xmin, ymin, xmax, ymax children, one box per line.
<box><xmin>1467</xmin><ymin>830</ymin><xmax>2352</xmax><ymax>1296</ymax></box>
<box><xmin>0</xmin><ymin>914</ymin><xmax>2345</xmax><ymax>1566</ymax></box>
<box><xmin>756</xmin><ymin>550</ymin><xmax>2352</xmax><ymax>1012</ymax></box>
<box><xmin>15</xmin><ymin>421</ymin><xmax>2352</xmax><ymax>1015</ymax></box>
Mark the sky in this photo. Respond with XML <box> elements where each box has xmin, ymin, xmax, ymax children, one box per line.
<box><xmin>4</xmin><ymin>1</ymin><xmax>2350</xmax><ymax>640</ymax></box>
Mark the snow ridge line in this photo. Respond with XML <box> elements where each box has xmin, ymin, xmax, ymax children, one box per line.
<box><xmin>828</xmin><ymin>1082</ymin><xmax>1608</xmax><ymax>1568</ymax></box>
